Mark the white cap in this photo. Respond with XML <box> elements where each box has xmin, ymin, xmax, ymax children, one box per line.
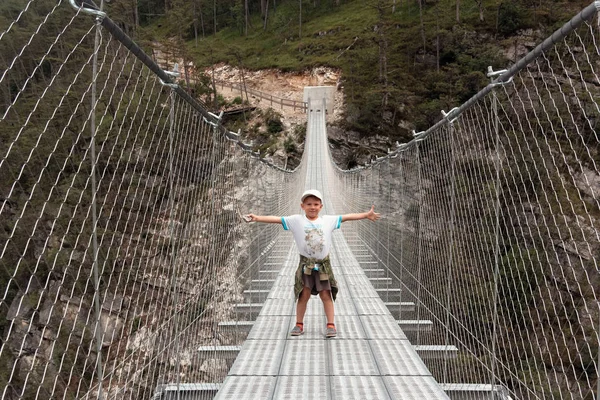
<box><xmin>301</xmin><ymin>189</ymin><xmax>323</xmax><ymax>202</ymax></box>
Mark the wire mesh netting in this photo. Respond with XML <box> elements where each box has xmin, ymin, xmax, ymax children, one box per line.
<box><xmin>0</xmin><ymin>1</ymin><xmax>302</xmax><ymax>398</ymax></box>
<box><xmin>333</xmin><ymin>8</ymin><xmax>600</xmax><ymax>398</ymax></box>
<box><xmin>1</xmin><ymin>0</ymin><xmax>599</xmax><ymax>399</ymax></box>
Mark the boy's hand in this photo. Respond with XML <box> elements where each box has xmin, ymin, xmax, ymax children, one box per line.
<box><xmin>243</xmin><ymin>214</ymin><xmax>254</xmax><ymax>223</ymax></box>
<box><xmin>366</xmin><ymin>205</ymin><xmax>381</xmax><ymax>221</ymax></box>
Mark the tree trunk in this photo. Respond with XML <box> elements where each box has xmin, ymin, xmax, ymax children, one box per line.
<box><xmin>377</xmin><ymin>1</ymin><xmax>388</xmax><ymax>108</ymax></box>
<box><xmin>132</xmin><ymin>0</ymin><xmax>138</xmax><ymax>29</ymax></box>
<box><xmin>184</xmin><ymin>61</ymin><xmax>191</xmax><ymax>89</ymax></box>
<box><xmin>456</xmin><ymin>0</ymin><xmax>459</xmax><ymax>23</ymax></box>
<box><xmin>263</xmin><ymin>0</ymin><xmax>269</xmax><ymax>31</ymax></box>
<box><xmin>436</xmin><ymin>4</ymin><xmax>439</xmax><ymax>72</ymax></box>
<box><xmin>299</xmin><ymin>0</ymin><xmax>302</xmax><ymax>38</ymax></box>
<box><xmin>349</xmin><ymin>64</ymin><xmax>354</xmax><ymax>101</ymax></box>
<box><xmin>495</xmin><ymin>3</ymin><xmax>500</xmax><ymax>36</ymax></box>
<box><xmin>245</xmin><ymin>0</ymin><xmax>250</xmax><ymax>36</ymax></box>
<box><xmin>238</xmin><ymin>57</ymin><xmax>249</xmax><ymax>123</ymax></box>
<box><xmin>211</xmin><ymin>62</ymin><xmax>217</xmax><ymax>109</ymax></box>
<box><xmin>418</xmin><ymin>0</ymin><xmax>426</xmax><ymax>55</ymax></box>
<box><xmin>213</xmin><ymin>0</ymin><xmax>217</xmax><ymax>35</ymax></box>
<box><xmin>193</xmin><ymin>0</ymin><xmax>198</xmax><ymax>46</ymax></box>
<box><xmin>200</xmin><ymin>0</ymin><xmax>205</xmax><ymax>38</ymax></box>
<box><xmin>476</xmin><ymin>0</ymin><xmax>484</xmax><ymax>22</ymax></box>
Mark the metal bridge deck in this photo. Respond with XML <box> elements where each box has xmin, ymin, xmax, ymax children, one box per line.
<box><xmin>214</xmin><ymin>92</ymin><xmax>449</xmax><ymax>399</ymax></box>
<box><xmin>214</xmin><ymin>234</ymin><xmax>449</xmax><ymax>400</ymax></box>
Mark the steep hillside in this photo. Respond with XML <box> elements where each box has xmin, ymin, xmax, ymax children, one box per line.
<box><xmin>133</xmin><ymin>0</ymin><xmax>592</xmax><ymax>167</ymax></box>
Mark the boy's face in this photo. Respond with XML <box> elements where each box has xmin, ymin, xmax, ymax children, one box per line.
<box><xmin>301</xmin><ymin>196</ymin><xmax>323</xmax><ymax>220</ymax></box>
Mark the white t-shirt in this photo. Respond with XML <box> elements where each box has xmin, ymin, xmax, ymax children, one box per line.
<box><xmin>281</xmin><ymin>214</ymin><xmax>342</xmax><ymax>260</ymax></box>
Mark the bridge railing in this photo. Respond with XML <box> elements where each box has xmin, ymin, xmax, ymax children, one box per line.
<box><xmin>0</xmin><ymin>1</ymin><xmax>301</xmax><ymax>398</ymax></box>
<box><xmin>214</xmin><ymin>80</ymin><xmax>308</xmax><ymax>113</ymax></box>
<box><xmin>332</xmin><ymin>3</ymin><xmax>600</xmax><ymax>399</ymax></box>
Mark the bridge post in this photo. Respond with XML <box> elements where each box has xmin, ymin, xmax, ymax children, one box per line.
<box><xmin>89</xmin><ymin>10</ymin><xmax>106</xmax><ymax>400</ymax></box>
<box><xmin>415</xmin><ymin>140</ymin><xmax>424</xmax><ymax>347</ymax></box>
<box><xmin>488</xmin><ymin>67</ymin><xmax>503</xmax><ymax>392</ymax></box>
<box><xmin>443</xmin><ymin>120</ymin><xmax>457</xmax><ymax>385</ymax></box>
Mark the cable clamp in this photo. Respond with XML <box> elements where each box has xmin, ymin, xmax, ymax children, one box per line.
<box><xmin>394</xmin><ymin>142</ymin><xmax>408</xmax><ymax>154</ymax></box>
<box><xmin>441</xmin><ymin>107</ymin><xmax>459</xmax><ymax>124</ymax></box>
<box><xmin>487</xmin><ymin>66</ymin><xmax>513</xmax><ymax>87</ymax></box>
<box><xmin>203</xmin><ymin>117</ymin><xmax>219</xmax><ymax>127</ymax></box>
<box><xmin>165</xmin><ymin>64</ymin><xmax>180</xmax><ymax>79</ymax></box>
<box><xmin>490</xmin><ymin>76</ymin><xmax>514</xmax><ymax>87</ymax></box>
<box><xmin>486</xmin><ymin>66</ymin><xmax>507</xmax><ymax>78</ymax></box>
<box><xmin>159</xmin><ymin>80</ymin><xmax>178</xmax><ymax>88</ymax></box>
<box><xmin>202</xmin><ymin>110</ymin><xmax>223</xmax><ymax>127</ymax></box>
<box><xmin>412</xmin><ymin>130</ymin><xmax>426</xmax><ymax>142</ymax></box>
<box><xmin>68</xmin><ymin>0</ymin><xmax>107</xmax><ymax>18</ymax></box>
<box><xmin>208</xmin><ymin>110</ymin><xmax>224</xmax><ymax>122</ymax></box>
<box><xmin>159</xmin><ymin>64</ymin><xmax>180</xmax><ymax>88</ymax></box>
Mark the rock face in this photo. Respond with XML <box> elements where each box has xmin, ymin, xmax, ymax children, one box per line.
<box><xmin>0</xmin><ymin>115</ymin><xmax>260</xmax><ymax>398</ymax></box>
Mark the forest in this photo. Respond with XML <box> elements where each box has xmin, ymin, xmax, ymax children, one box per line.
<box><xmin>100</xmin><ymin>0</ymin><xmax>592</xmax><ymax>148</ymax></box>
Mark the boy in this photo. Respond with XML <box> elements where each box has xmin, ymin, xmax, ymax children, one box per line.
<box><xmin>244</xmin><ymin>189</ymin><xmax>380</xmax><ymax>338</ymax></box>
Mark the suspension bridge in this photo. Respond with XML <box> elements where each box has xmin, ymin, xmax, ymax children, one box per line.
<box><xmin>1</xmin><ymin>1</ymin><xmax>599</xmax><ymax>399</ymax></box>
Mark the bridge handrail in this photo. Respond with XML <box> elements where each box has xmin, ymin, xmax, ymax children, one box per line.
<box><xmin>215</xmin><ymin>79</ymin><xmax>308</xmax><ymax>113</ymax></box>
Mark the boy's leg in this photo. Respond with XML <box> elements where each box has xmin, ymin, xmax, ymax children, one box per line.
<box><xmin>291</xmin><ymin>287</ymin><xmax>311</xmax><ymax>336</ymax></box>
<box><xmin>319</xmin><ymin>289</ymin><xmax>334</xmax><ymax>324</ymax></box>
<box><xmin>295</xmin><ymin>286</ymin><xmax>312</xmax><ymax>323</ymax></box>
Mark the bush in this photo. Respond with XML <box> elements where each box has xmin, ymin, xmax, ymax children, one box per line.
<box><xmin>265</xmin><ymin>109</ymin><xmax>284</xmax><ymax>134</ymax></box>
<box><xmin>292</xmin><ymin>123</ymin><xmax>307</xmax><ymax>142</ymax></box>
<box><xmin>283</xmin><ymin>136</ymin><xmax>296</xmax><ymax>153</ymax></box>
<box><xmin>498</xmin><ymin>1</ymin><xmax>524</xmax><ymax>36</ymax></box>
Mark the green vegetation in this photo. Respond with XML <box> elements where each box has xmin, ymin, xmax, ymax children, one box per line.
<box><xmin>131</xmin><ymin>0</ymin><xmax>588</xmax><ymax>145</ymax></box>
<box><xmin>265</xmin><ymin>109</ymin><xmax>284</xmax><ymax>134</ymax></box>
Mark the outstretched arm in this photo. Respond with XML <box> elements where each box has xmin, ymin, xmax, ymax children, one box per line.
<box><xmin>341</xmin><ymin>205</ymin><xmax>381</xmax><ymax>222</ymax></box>
<box><xmin>243</xmin><ymin>214</ymin><xmax>282</xmax><ymax>224</ymax></box>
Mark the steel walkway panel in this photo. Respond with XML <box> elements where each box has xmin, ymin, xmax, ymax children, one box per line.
<box><xmin>247</xmin><ymin>316</ymin><xmax>292</xmax><ymax>340</ymax></box>
<box><xmin>306</xmin><ymin>295</ymin><xmax>356</xmax><ymax>316</ymax></box>
<box><xmin>360</xmin><ymin>315</ymin><xmax>408</xmax><ymax>340</ymax></box>
<box><xmin>227</xmin><ymin>339</ymin><xmax>285</xmax><ymax>376</ymax></box>
<box><xmin>279</xmin><ymin>339</ymin><xmax>328</xmax><ymax>375</ymax></box>
<box><xmin>272</xmin><ymin>376</ymin><xmax>331</xmax><ymax>399</ymax></box>
<box><xmin>216</xmin><ymin>377</ymin><xmax>276</xmax><ymax>399</ymax></box>
<box><xmin>329</xmin><ymin>339</ymin><xmax>381</xmax><ymax>376</ymax></box>
<box><xmin>326</xmin><ymin>315</ymin><xmax>366</xmax><ymax>339</ymax></box>
<box><xmin>369</xmin><ymin>339</ymin><xmax>433</xmax><ymax>375</ymax></box>
<box><xmin>384</xmin><ymin>376</ymin><xmax>451</xmax><ymax>399</ymax></box>
<box><xmin>330</xmin><ymin>376</ymin><xmax>390</xmax><ymax>400</ymax></box>
<box><xmin>267</xmin><ymin>286</ymin><xmax>294</xmax><ymax>299</ymax></box>
<box><xmin>260</xmin><ymin>298</ymin><xmax>295</xmax><ymax>315</ymax></box>
<box><xmin>355</xmin><ymin>297</ymin><xmax>394</xmax><ymax>315</ymax></box>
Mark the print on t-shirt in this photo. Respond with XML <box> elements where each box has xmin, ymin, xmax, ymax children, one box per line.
<box><xmin>304</xmin><ymin>225</ymin><xmax>325</xmax><ymax>256</ymax></box>
<box><xmin>282</xmin><ymin>214</ymin><xmax>341</xmax><ymax>260</ymax></box>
